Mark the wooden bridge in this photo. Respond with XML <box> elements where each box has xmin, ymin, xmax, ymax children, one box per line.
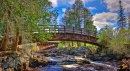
<box><xmin>42</xmin><ymin>25</ymin><xmax>100</xmax><ymax>46</ymax></box>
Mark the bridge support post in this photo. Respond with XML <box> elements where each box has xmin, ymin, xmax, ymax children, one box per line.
<box><xmin>72</xmin><ymin>41</ymin><xmax>73</xmax><ymax>47</ymax></box>
<box><xmin>84</xmin><ymin>42</ymin><xmax>86</xmax><ymax>46</ymax></box>
<box><xmin>77</xmin><ymin>42</ymin><xmax>81</xmax><ymax>47</ymax></box>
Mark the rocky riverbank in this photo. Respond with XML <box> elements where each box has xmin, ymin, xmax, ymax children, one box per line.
<box><xmin>0</xmin><ymin>46</ymin><xmax>130</xmax><ymax>71</ymax></box>
<box><xmin>38</xmin><ymin>53</ymin><xmax>117</xmax><ymax>71</ymax></box>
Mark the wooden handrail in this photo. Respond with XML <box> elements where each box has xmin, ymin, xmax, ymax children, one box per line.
<box><xmin>43</xmin><ymin>25</ymin><xmax>96</xmax><ymax>37</ymax></box>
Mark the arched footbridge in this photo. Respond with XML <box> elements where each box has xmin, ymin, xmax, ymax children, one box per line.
<box><xmin>42</xmin><ymin>25</ymin><xmax>101</xmax><ymax>47</ymax></box>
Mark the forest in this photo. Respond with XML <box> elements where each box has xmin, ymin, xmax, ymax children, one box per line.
<box><xmin>0</xmin><ymin>0</ymin><xmax>130</xmax><ymax>71</ymax></box>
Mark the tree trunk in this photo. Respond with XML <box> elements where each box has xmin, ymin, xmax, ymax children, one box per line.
<box><xmin>13</xmin><ymin>29</ymin><xmax>19</xmax><ymax>51</ymax></box>
<box><xmin>1</xmin><ymin>27</ymin><xmax>8</xmax><ymax>51</ymax></box>
<box><xmin>1</xmin><ymin>35</ymin><xmax>8</xmax><ymax>51</ymax></box>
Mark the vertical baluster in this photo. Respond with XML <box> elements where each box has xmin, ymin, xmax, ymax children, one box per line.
<box><xmin>73</xmin><ymin>27</ymin><xmax>74</xmax><ymax>33</ymax></box>
<box><xmin>64</xmin><ymin>26</ymin><xmax>66</xmax><ymax>37</ymax></box>
<box><xmin>88</xmin><ymin>30</ymin><xmax>90</xmax><ymax>40</ymax></box>
<box><xmin>81</xmin><ymin>28</ymin><xmax>82</xmax><ymax>35</ymax></box>
<box><xmin>64</xmin><ymin>26</ymin><xmax>66</xmax><ymax>33</ymax></box>
<box><xmin>73</xmin><ymin>27</ymin><xmax>75</xmax><ymax>40</ymax></box>
<box><xmin>81</xmin><ymin>28</ymin><xmax>82</xmax><ymax>39</ymax></box>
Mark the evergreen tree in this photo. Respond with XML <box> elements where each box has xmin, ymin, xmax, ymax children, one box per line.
<box><xmin>128</xmin><ymin>13</ymin><xmax>130</xmax><ymax>29</ymax></box>
<box><xmin>62</xmin><ymin>0</ymin><xmax>96</xmax><ymax>30</ymax></box>
<box><xmin>117</xmin><ymin>0</ymin><xmax>127</xmax><ymax>28</ymax></box>
<box><xmin>72</xmin><ymin>0</ymin><xmax>84</xmax><ymax>29</ymax></box>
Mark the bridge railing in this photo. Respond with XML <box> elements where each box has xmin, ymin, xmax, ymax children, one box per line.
<box><xmin>43</xmin><ymin>25</ymin><xmax>97</xmax><ymax>37</ymax></box>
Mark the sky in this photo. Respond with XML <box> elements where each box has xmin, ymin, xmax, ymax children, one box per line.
<box><xmin>48</xmin><ymin>0</ymin><xmax>130</xmax><ymax>30</ymax></box>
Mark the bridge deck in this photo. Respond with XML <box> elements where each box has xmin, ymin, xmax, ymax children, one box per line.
<box><xmin>40</xmin><ymin>25</ymin><xmax>100</xmax><ymax>46</ymax></box>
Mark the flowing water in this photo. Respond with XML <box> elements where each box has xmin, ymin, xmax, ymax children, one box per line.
<box><xmin>38</xmin><ymin>55</ymin><xmax>117</xmax><ymax>71</ymax></box>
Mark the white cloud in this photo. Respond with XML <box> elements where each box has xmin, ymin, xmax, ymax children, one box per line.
<box><xmin>93</xmin><ymin>12</ymin><xmax>118</xmax><ymax>30</ymax></box>
<box><xmin>87</xmin><ymin>7</ymin><xmax>96</xmax><ymax>10</ymax></box>
<box><xmin>48</xmin><ymin>0</ymin><xmax>58</xmax><ymax>7</ymax></box>
<box><xmin>104</xmin><ymin>0</ymin><xmax>130</xmax><ymax>12</ymax></box>
<box><xmin>69</xmin><ymin>0</ymin><xmax>95</xmax><ymax>5</ymax></box>
<box><xmin>49</xmin><ymin>0</ymin><xmax>95</xmax><ymax>7</ymax></box>
<box><xmin>62</xmin><ymin>8</ymin><xmax>67</xmax><ymax>12</ymax></box>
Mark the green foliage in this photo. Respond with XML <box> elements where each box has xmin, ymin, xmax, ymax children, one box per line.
<box><xmin>62</xmin><ymin>0</ymin><xmax>96</xmax><ymax>31</ymax></box>
<box><xmin>97</xmin><ymin>26</ymin><xmax>113</xmax><ymax>47</ymax></box>
<box><xmin>98</xmin><ymin>26</ymin><xmax>130</xmax><ymax>55</ymax></box>
<box><xmin>0</xmin><ymin>0</ymin><xmax>58</xmax><ymax>44</ymax></box>
<box><xmin>108</xmin><ymin>28</ymin><xmax>130</xmax><ymax>54</ymax></box>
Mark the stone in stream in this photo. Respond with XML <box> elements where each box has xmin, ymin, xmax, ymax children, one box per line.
<box><xmin>77</xmin><ymin>59</ymin><xmax>91</xmax><ymax>65</ymax></box>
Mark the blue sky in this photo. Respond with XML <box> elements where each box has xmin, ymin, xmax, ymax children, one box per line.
<box><xmin>49</xmin><ymin>0</ymin><xmax>130</xmax><ymax>30</ymax></box>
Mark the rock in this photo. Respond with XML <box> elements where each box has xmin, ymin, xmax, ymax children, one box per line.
<box><xmin>8</xmin><ymin>67</ymin><xmax>14</xmax><ymax>71</ymax></box>
<box><xmin>0</xmin><ymin>68</ymin><xmax>2</xmax><ymax>71</ymax></box>
<box><xmin>115</xmin><ymin>54</ymin><xmax>124</xmax><ymax>60</ymax></box>
<box><xmin>121</xmin><ymin>64</ymin><xmax>128</xmax><ymax>69</ymax></box>
<box><xmin>122</xmin><ymin>58</ymin><xmax>127</xmax><ymax>64</ymax></box>
<box><xmin>80</xmin><ymin>67</ymin><xmax>87</xmax><ymax>71</ymax></box>
<box><xmin>95</xmin><ymin>65</ymin><xmax>104</xmax><ymax>70</ymax></box>
<box><xmin>88</xmin><ymin>54</ymin><xmax>95</xmax><ymax>61</ymax></box>
<box><xmin>43</xmin><ymin>53</ymin><xmax>49</xmax><ymax>56</ymax></box>
<box><xmin>49</xmin><ymin>53</ymin><xmax>56</xmax><ymax>57</ymax></box>
<box><xmin>127</xmin><ymin>59</ymin><xmax>130</xmax><ymax>67</ymax></box>
<box><xmin>91</xmin><ymin>54</ymin><xmax>102</xmax><ymax>61</ymax></box>
<box><xmin>77</xmin><ymin>59</ymin><xmax>90</xmax><ymax>65</ymax></box>
<box><xmin>30</xmin><ymin>57</ymin><xmax>49</xmax><ymax>68</ymax></box>
<box><xmin>101</xmin><ymin>57</ymin><xmax>111</xmax><ymax>61</ymax></box>
<box><xmin>94</xmin><ymin>54</ymin><xmax>100</xmax><ymax>57</ymax></box>
<box><xmin>126</xmin><ymin>53</ymin><xmax>130</xmax><ymax>58</ymax></box>
<box><xmin>78</xmin><ymin>47</ymin><xmax>92</xmax><ymax>54</ymax></box>
<box><xmin>100</xmin><ymin>52</ymin><xmax>106</xmax><ymax>56</ymax></box>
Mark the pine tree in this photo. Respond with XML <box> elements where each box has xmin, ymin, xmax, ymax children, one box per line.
<box><xmin>72</xmin><ymin>0</ymin><xmax>84</xmax><ymax>29</ymax></box>
<box><xmin>62</xmin><ymin>0</ymin><xmax>96</xmax><ymax>30</ymax></box>
<box><xmin>128</xmin><ymin>13</ymin><xmax>130</xmax><ymax>29</ymax></box>
<box><xmin>117</xmin><ymin>0</ymin><xmax>127</xmax><ymax>28</ymax></box>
